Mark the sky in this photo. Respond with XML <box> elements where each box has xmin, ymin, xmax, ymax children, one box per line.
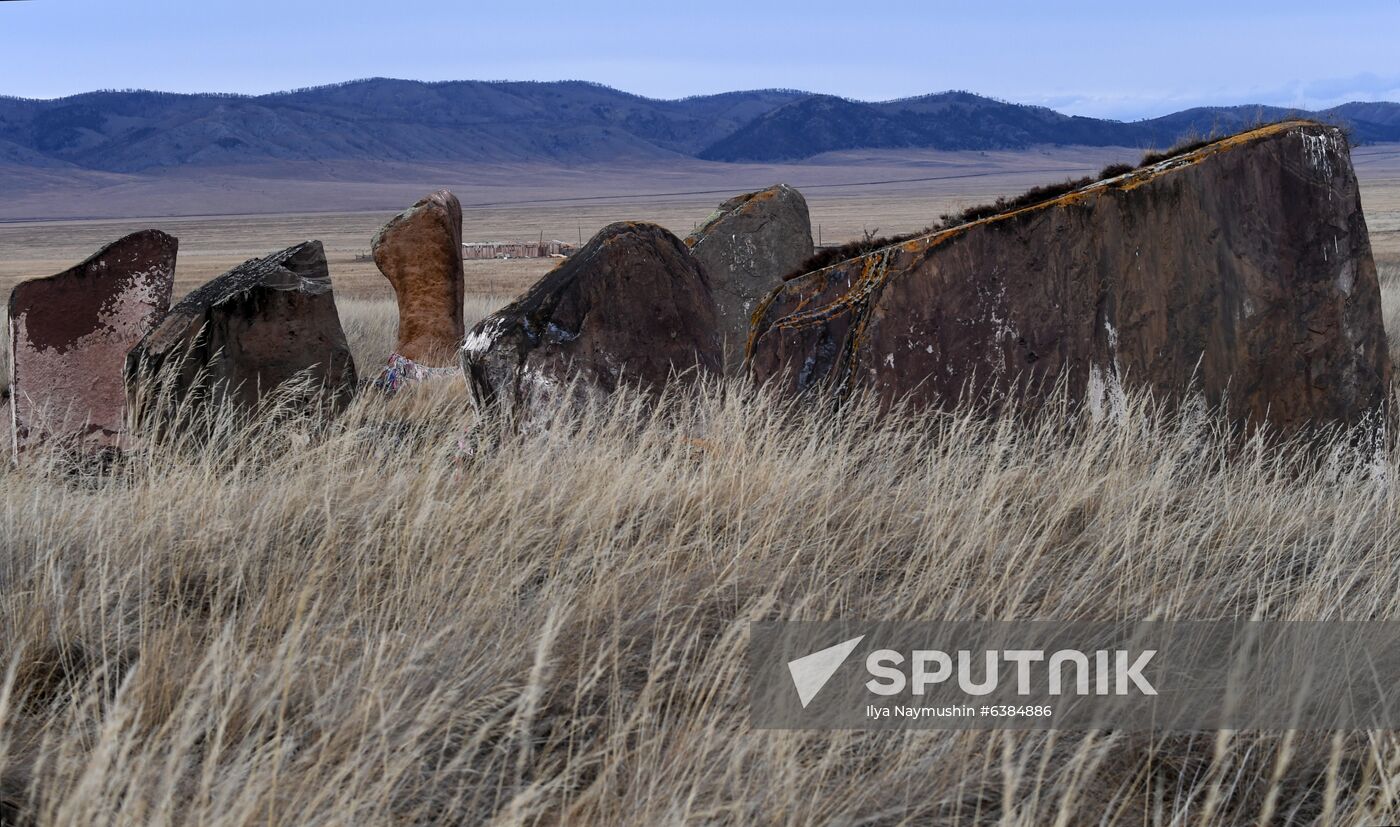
<box><xmin>1</xmin><ymin>0</ymin><xmax>1398</xmax><ymax>120</ymax></box>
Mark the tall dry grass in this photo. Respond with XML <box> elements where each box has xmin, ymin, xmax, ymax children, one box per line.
<box><xmin>0</xmin><ymin>275</ymin><xmax>1397</xmax><ymax>824</ymax></box>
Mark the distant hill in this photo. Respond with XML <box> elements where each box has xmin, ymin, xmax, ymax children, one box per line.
<box><xmin>1</xmin><ymin>78</ymin><xmax>1398</xmax><ymax>171</ymax></box>
<box><xmin>700</xmin><ymin>94</ymin><xmax>1400</xmax><ymax>161</ymax></box>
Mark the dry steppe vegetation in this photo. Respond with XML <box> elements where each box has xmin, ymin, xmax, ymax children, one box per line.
<box><xmin>0</xmin><ymin>265</ymin><xmax>1394</xmax><ymax>824</ymax></box>
<box><xmin>1</xmin><ymin>150</ymin><xmax>1399</xmax><ymax>823</ymax></box>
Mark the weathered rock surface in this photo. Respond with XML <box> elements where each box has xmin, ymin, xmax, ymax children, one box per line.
<box><xmin>372</xmin><ymin>189</ymin><xmax>465</xmax><ymax>366</ymax></box>
<box><xmin>8</xmin><ymin>230</ymin><xmax>176</xmax><ymax>458</ymax></box>
<box><xmin>126</xmin><ymin>241</ymin><xmax>357</xmax><ymax>415</ymax></box>
<box><xmin>686</xmin><ymin>184</ymin><xmax>812</xmax><ymax>372</ymax></box>
<box><xmin>749</xmin><ymin>121</ymin><xmax>1391</xmax><ymax>432</ymax></box>
<box><xmin>461</xmin><ymin>221</ymin><xmax>720</xmax><ymax>419</ymax></box>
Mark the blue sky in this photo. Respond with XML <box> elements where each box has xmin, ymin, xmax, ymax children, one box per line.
<box><xmin>2</xmin><ymin>0</ymin><xmax>1397</xmax><ymax>120</ymax></box>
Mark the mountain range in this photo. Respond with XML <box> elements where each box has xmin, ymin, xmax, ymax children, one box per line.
<box><xmin>2</xmin><ymin>78</ymin><xmax>1399</xmax><ymax>172</ymax></box>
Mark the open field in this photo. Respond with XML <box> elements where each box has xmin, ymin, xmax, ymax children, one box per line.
<box><xmin>2</xmin><ymin>143</ymin><xmax>1398</xmax><ymax>311</ymax></box>
<box><xmin>2</xmin><ymin>151</ymin><xmax>1400</xmax><ymax>823</ymax></box>
<box><xmin>0</xmin><ymin>145</ymin><xmax>1157</xmax><ymax>223</ymax></box>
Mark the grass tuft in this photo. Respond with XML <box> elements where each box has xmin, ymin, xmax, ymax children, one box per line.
<box><xmin>1139</xmin><ymin>136</ymin><xmax>1219</xmax><ymax>168</ymax></box>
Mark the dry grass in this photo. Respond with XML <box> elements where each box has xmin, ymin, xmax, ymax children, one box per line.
<box><xmin>0</xmin><ymin>278</ymin><xmax>1398</xmax><ymax>824</ymax></box>
<box><xmin>337</xmin><ymin>295</ymin><xmax>510</xmax><ymax>373</ymax></box>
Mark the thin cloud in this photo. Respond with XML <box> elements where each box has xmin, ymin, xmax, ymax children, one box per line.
<box><xmin>1029</xmin><ymin>74</ymin><xmax>1400</xmax><ymax>121</ymax></box>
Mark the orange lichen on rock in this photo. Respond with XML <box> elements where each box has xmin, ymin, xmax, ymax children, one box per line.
<box><xmin>748</xmin><ymin>121</ymin><xmax>1389</xmax><ymax>434</ymax></box>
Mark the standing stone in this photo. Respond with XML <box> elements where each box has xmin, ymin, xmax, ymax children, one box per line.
<box><xmin>685</xmin><ymin>184</ymin><xmax>813</xmax><ymax>373</ymax></box>
<box><xmin>461</xmin><ymin>221</ymin><xmax>720</xmax><ymax>421</ymax></box>
<box><xmin>8</xmin><ymin>230</ymin><xmax>176</xmax><ymax>459</ymax></box>
<box><xmin>126</xmin><ymin>241</ymin><xmax>356</xmax><ymax>417</ymax></box>
<box><xmin>372</xmin><ymin>189</ymin><xmax>465</xmax><ymax>367</ymax></box>
<box><xmin>749</xmin><ymin>122</ymin><xmax>1391</xmax><ymax>434</ymax></box>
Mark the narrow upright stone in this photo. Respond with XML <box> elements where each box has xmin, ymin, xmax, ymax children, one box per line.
<box><xmin>686</xmin><ymin>184</ymin><xmax>813</xmax><ymax>373</ymax></box>
<box><xmin>8</xmin><ymin>230</ymin><xmax>176</xmax><ymax>459</ymax></box>
<box><xmin>372</xmin><ymin>190</ymin><xmax>465</xmax><ymax>366</ymax></box>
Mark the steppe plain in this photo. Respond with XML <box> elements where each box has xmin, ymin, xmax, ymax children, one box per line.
<box><xmin>3</xmin><ymin>142</ymin><xmax>1397</xmax><ymax>330</ymax></box>
<box><xmin>29</xmin><ymin>144</ymin><xmax>1390</xmax><ymax>297</ymax></box>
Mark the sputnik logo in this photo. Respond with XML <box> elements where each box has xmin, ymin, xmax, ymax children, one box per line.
<box><xmin>787</xmin><ymin>636</ymin><xmax>865</xmax><ymax>708</ymax></box>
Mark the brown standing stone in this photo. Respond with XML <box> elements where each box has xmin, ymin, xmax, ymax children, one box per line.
<box><xmin>461</xmin><ymin>221</ymin><xmax>720</xmax><ymax>420</ymax></box>
<box><xmin>8</xmin><ymin>230</ymin><xmax>176</xmax><ymax>459</ymax></box>
<box><xmin>749</xmin><ymin>121</ymin><xmax>1391</xmax><ymax>434</ymax></box>
<box><xmin>372</xmin><ymin>189</ymin><xmax>464</xmax><ymax>366</ymax></box>
<box><xmin>126</xmin><ymin>241</ymin><xmax>357</xmax><ymax>418</ymax></box>
<box><xmin>685</xmin><ymin>184</ymin><xmax>812</xmax><ymax>373</ymax></box>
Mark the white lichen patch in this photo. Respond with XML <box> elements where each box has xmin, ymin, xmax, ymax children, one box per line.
<box><xmin>1301</xmin><ymin>130</ymin><xmax>1339</xmax><ymax>178</ymax></box>
<box><xmin>727</xmin><ymin>234</ymin><xmax>758</xmax><ymax>274</ymax></box>
<box><xmin>1323</xmin><ymin>410</ymin><xmax>1390</xmax><ymax>489</ymax></box>
<box><xmin>109</xmin><ymin>263</ymin><xmax>170</xmax><ymax>316</ymax></box>
<box><xmin>1087</xmin><ymin>363</ymin><xmax>1128</xmax><ymax>425</ymax></box>
<box><xmin>461</xmin><ymin>317</ymin><xmax>505</xmax><ymax>356</ymax></box>
<box><xmin>1087</xmin><ymin>316</ymin><xmax>1127</xmax><ymax>425</ymax></box>
<box><xmin>976</xmin><ymin>277</ymin><xmax>1018</xmax><ymax>379</ymax></box>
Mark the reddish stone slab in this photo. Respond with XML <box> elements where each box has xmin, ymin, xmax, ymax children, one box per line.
<box><xmin>8</xmin><ymin>230</ymin><xmax>176</xmax><ymax>459</ymax></box>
